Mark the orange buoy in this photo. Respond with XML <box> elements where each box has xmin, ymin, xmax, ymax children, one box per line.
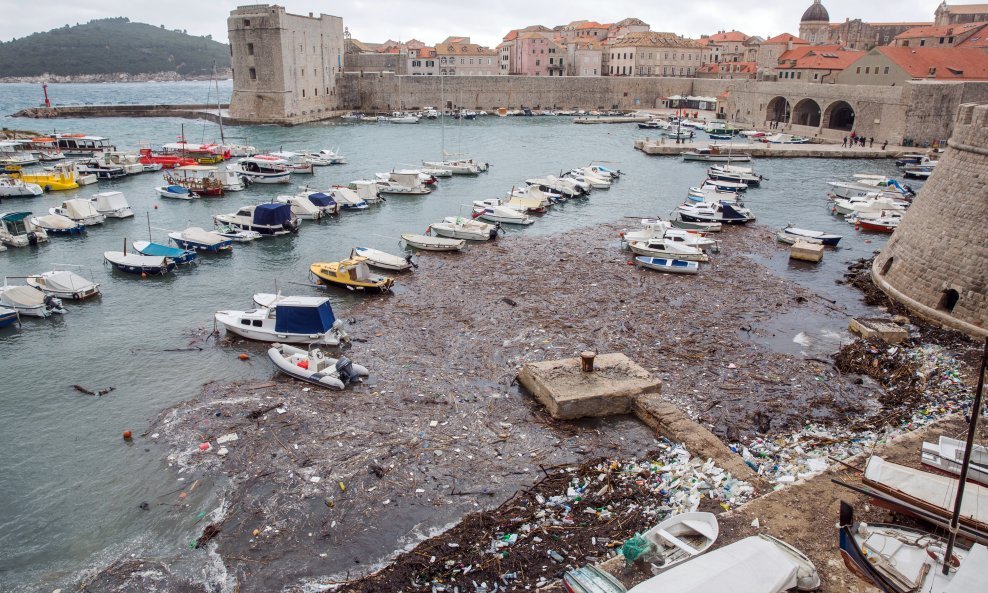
<box><xmin>238</xmin><ymin>353</ymin><xmax>249</xmax><ymax>361</ymax></box>
<box><xmin>123</xmin><ymin>430</ymin><xmax>133</xmax><ymax>440</ymax></box>
<box><xmin>141</xmin><ymin>271</ymin><xmax>148</xmax><ymax>279</ymax></box>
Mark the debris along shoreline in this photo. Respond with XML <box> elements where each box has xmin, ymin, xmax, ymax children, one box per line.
<box><xmin>77</xmin><ymin>220</ymin><xmax>933</xmax><ymax>592</ymax></box>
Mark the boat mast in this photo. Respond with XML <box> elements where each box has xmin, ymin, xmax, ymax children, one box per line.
<box><xmin>440</xmin><ymin>74</ymin><xmax>446</xmax><ymax>159</ymax></box>
<box><xmin>943</xmin><ymin>336</ymin><xmax>988</xmax><ymax>574</ymax></box>
<box><xmin>214</xmin><ymin>62</ymin><xmax>225</xmax><ymax>145</ymax></box>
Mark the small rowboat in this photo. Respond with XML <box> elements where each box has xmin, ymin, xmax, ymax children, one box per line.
<box><xmin>856</xmin><ymin>214</ymin><xmax>900</xmax><ymax>233</ymax></box>
<box><xmin>635</xmin><ymin>256</ymin><xmax>700</xmax><ymax>275</ymax></box>
<box><xmin>351</xmin><ymin>246</ymin><xmax>414</xmax><ymax>272</ymax></box>
<box><xmin>400</xmin><ymin>233</ymin><xmax>466</xmax><ymax>252</ymax></box>
<box><xmin>268</xmin><ymin>343</ymin><xmax>369</xmax><ymax>390</ymax></box>
<box><xmin>777</xmin><ymin>225</ymin><xmax>842</xmax><ymax>246</ymax></box>
<box><xmin>104</xmin><ymin>252</ymin><xmax>175</xmax><ymax>275</ymax></box>
<box><xmin>155</xmin><ymin>185</ymin><xmax>196</xmax><ymax>200</ymax></box>
<box><xmin>641</xmin><ymin>512</ymin><xmax>719</xmax><ymax>573</ymax></box>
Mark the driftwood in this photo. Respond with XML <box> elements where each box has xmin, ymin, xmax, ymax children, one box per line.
<box><xmin>247</xmin><ymin>402</ymin><xmax>283</xmax><ymax>420</ymax></box>
<box><xmin>73</xmin><ymin>384</ymin><xmax>115</xmax><ymax>396</ymax></box>
<box><xmin>195</xmin><ymin>523</ymin><xmax>222</xmax><ymax>548</ymax></box>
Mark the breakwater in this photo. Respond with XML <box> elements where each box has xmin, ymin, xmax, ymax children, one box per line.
<box><xmin>13</xmin><ymin>103</ymin><xmax>231</xmax><ymax>124</ymax></box>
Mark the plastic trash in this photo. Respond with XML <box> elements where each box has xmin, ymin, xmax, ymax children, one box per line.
<box><xmin>622</xmin><ymin>533</ymin><xmax>655</xmax><ymax>565</ymax></box>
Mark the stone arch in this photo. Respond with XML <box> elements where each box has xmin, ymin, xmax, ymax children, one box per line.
<box><xmin>824</xmin><ymin>100</ymin><xmax>856</xmax><ymax>131</ymax></box>
<box><xmin>938</xmin><ymin>289</ymin><xmax>960</xmax><ymax>313</ymax></box>
<box><xmin>766</xmin><ymin>96</ymin><xmax>790</xmax><ymax>123</ymax></box>
<box><xmin>792</xmin><ymin>98</ymin><xmax>822</xmax><ymax>127</ymax></box>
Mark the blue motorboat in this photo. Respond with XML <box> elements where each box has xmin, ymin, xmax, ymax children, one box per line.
<box><xmin>168</xmin><ymin>227</ymin><xmax>234</xmax><ymax>252</ymax></box>
<box><xmin>30</xmin><ymin>214</ymin><xmax>86</xmax><ymax>235</ymax></box>
<box><xmin>132</xmin><ymin>240</ymin><xmax>198</xmax><ymax>264</ymax></box>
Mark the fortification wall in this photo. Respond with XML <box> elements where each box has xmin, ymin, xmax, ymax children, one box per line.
<box><xmin>900</xmin><ymin>81</ymin><xmax>988</xmax><ymax>145</ymax></box>
<box><xmin>872</xmin><ymin>102</ymin><xmax>988</xmax><ymax>337</ymax></box>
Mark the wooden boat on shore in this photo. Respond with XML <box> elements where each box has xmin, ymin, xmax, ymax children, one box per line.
<box><xmin>400</xmin><ymin>233</ymin><xmax>465</xmax><ymax>252</ymax></box>
<box><xmin>309</xmin><ymin>257</ymin><xmax>395</xmax><ymax>292</ymax></box>
<box><xmin>267</xmin><ymin>344</ymin><xmax>368</xmax><ymax>390</ymax></box>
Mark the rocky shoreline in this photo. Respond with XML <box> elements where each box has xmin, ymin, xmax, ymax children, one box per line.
<box><xmin>0</xmin><ymin>71</ymin><xmax>231</xmax><ymax>84</ymax></box>
<box><xmin>73</xmin><ymin>221</ymin><xmax>978</xmax><ymax>592</ymax></box>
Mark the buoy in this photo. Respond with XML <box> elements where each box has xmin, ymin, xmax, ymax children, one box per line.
<box><xmin>123</xmin><ymin>430</ymin><xmax>133</xmax><ymax>440</ymax></box>
<box><xmin>154</xmin><ymin>204</ymin><xmax>158</xmax><ymax>210</ymax></box>
<box><xmin>238</xmin><ymin>353</ymin><xmax>249</xmax><ymax>361</ymax></box>
<box><xmin>141</xmin><ymin>271</ymin><xmax>148</xmax><ymax>279</ymax></box>
<box><xmin>199</xmin><ymin>442</ymin><xmax>210</xmax><ymax>452</ymax></box>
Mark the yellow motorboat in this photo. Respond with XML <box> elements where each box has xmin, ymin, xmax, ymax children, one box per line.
<box><xmin>11</xmin><ymin>163</ymin><xmax>79</xmax><ymax>191</ymax></box>
<box><xmin>309</xmin><ymin>256</ymin><xmax>394</xmax><ymax>293</ymax></box>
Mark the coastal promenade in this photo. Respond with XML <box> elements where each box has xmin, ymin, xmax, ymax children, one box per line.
<box><xmin>634</xmin><ymin>138</ymin><xmax>924</xmax><ymax>159</ymax></box>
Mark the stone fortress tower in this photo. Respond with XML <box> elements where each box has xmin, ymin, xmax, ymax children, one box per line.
<box><xmin>872</xmin><ymin>102</ymin><xmax>988</xmax><ymax>337</ymax></box>
<box><xmin>228</xmin><ymin>4</ymin><xmax>344</xmax><ymax>124</ymax></box>
<box><xmin>798</xmin><ymin>0</ymin><xmax>831</xmax><ymax>43</ymax></box>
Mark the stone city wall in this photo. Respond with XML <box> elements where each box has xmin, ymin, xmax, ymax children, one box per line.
<box><xmin>872</xmin><ymin>102</ymin><xmax>988</xmax><ymax>337</ymax></box>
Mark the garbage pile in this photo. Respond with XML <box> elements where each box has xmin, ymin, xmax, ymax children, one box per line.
<box><xmin>344</xmin><ymin>441</ymin><xmax>753</xmax><ymax>592</ymax></box>
<box><xmin>733</xmin><ymin>339</ymin><xmax>971</xmax><ymax>486</ymax></box>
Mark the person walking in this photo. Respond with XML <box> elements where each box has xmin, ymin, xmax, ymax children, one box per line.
<box><xmin>869</xmin><ymin>137</ymin><xmax>874</xmax><ymax>148</ymax></box>
<box><xmin>842</xmin><ymin>136</ymin><xmax>848</xmax><ymax>147</ymax></box>
<box><xmin>881</xmin><ymin>140</ymin><xmax>888</xmax><ymax>150</ymax></box>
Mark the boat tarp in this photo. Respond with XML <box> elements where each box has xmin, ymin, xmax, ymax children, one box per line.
<box><xmin>943</xmin><ymin>543</ymin><xmax>988</xmax><ymax>592</ymax></box>
<box><xmin>274</xmin><ymin>300</ymin><xmax>336</xmax><ymax>334</ymax></box>
<box><xmin>1</xmin><ymin>285</ymin><xmax>45</xmax><ymax>307</ymax></box>
<box><xmin>181</xmin><ymin>227</ymin><xmax>225</xmax><ymax>246</ymax></box>
<box><xmin>93</xmin><ymin>192</ymin><xmax>128</xmax><ymax>210</ymax></box>
<box><xmin>105</xmin><ymin>252</ymin><xmax>167</xmax><ymax>266</ymax></box>
<box><xmin>136</xmin><ymin>242</ymin><xmax>187</xmax><ymax>258</ymax></box>
<box><xmin>306</xmin><ymin>193</ymin><xmax>336</xmax><ymax>208</ymax></box>
<box><xmin>628</xmin><ymin>536</ymin><xmax>798</xmax><ymax>593</ymax></box>
<box><xmin>62</xmin><ymin>199</ymin><xmax>99</xmax><ymax>219</ymax></box>
<box><xmin>864</xmin><ymin>456</ymin><xmax>988</xmax><ymax>525</ymax></box>
<box><xmin>253</xmin><ymin>203</ymin><xmax>292</xmax><ymax>226</ymax></box>
<box><xmin>35</xmin><ymin>214</ymin><xmax>76</xmax><ymax>229</ymax></box>
<box><xmin>332</xmin><ymin>188</ymin><xmax>362</xmax><ymax>205</ymax></box>
<box><xmin>38</xmin><ymin>271</ymin><xmax>92</xmax><ymax>293</ymax></box>
<box><xmin>1</xmin><ymin>212</ymin><xmax>32</xmax><ymax>223</ymax></box>
<box><xmin>165</xmin><ymin>185</ymin><xmax>189</xmax><ymax>194</ymax></box>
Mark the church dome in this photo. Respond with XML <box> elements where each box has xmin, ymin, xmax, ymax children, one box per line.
<box><xmin>801</xmin><ymin>0</ymin><xmax>830</xmax><ymax>22</ymax></box>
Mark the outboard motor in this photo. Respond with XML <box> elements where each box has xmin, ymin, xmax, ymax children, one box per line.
<box><xmin>27</xmin><ymin>232</ymin><xmax>38</xmax><ymax>245</ymax></box>
<box><xmin>335</xmin><ymin>356</ymin><xmax>356</xmax><ymax>385</ymax></box>
<box><xmin>43</xmin><ymin>295</ymin><xmax>66</xmax><ymax>315</ymax></box>
<box><xmin>405</xmin><ymin>254</ymin><xmax>418</xmax><ymax>269</ymax></box>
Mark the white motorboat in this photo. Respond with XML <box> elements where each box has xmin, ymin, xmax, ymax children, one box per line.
<box><xmin>155</xmin><ymin>185</ymin><xmax>197</xmax><ymax>200</ymax></box>
<box><xmin>0</xmin><ymin>175</ymin><xmax>43</xmax><ymax>197</ymax></box>
<box><xmin>213</xmin><ymin>203</ymin><xmax>301</xmax><ymax>236</ymax></box>
<box><xmin>351</xmin><ymin>246</ymin><xmax>414</xmax><ymax>272</ymax></box>
<box><xmin>677</xmin><ymin>201</ymin><xmax>753</xmax><ymax>224</ymax></box>
<box><xmin>506</xmin><ymin>187</ymin><xmax>552</xmax><ymax>211</ymax></box>
<box><xmin>214</xmin><ymin>224</ymin><xmax>262</xmax><ymax>242</ymax></box>
<box><xmin>831</xmin><ymin>195</ymin><xmax>907</xmax><ymax>217</ymax></box>
<box><xmin>707</xmin><ymin>165</ymin><xmax>762</xmax><ymax>186</ymax></box>
<box><xmin>0</xmin><ymin>140</ymin><xmax>39</xmax><ymax>166</ymax></box>
<box><xmin>236</xmin><ymin>156</ymin><xmax>292</xmax><ymax>184</ymax></box>
<box><xmin>400</xmin><ymin>233</ymin><xmax>466</xmax><ymax>252</ymax></box>
<box><xmin>320</xmin><ymin>187</ymin><xmax>368</xmax><ymax>210</ymax></box>
<box><xmin>628</xmin><ymin>238</ymin><xmax>709</xmax><ymax>262</ymax></box>
<box><xmin>430</xmin><ymin>216</ymin><xmax>499</xmax><ymax>241</ymax></box>
<box><xmin>268</xmin><ymin>344</ymin><xmax>368</xmax><ymax>390</ymax></box>
<box><xmin>267</xmin><ymin>151</ymin><xmax>314</xmax><ymax>174</ymax></box>
<box><xmin>640</xmin><ymin>512</ymin><xmax>718</xmax><ymax>571</ymax></box>
<box><xmin>26</xmin><ymin>270</ymin><xmax>101</xmax><ymax>300</ymax></box>
<box><xmin>102</xmin><ymin>151</ymin><xmax>145</xmax><ymax>175</ymax></box>
<box><xmin>75</xmin><ymin>158</ymin><xmax>126</xmax><ymax>180</ymax></box>
<box><xmin>0</xmin><ymin>284</ymin><xmax>65</xmax><ymax>317</ymax></box>
<box><xmin>305</xmin><ymin>149</ymin><xmax>347</xmax><ymax>165</ymax></box>
<box><xmin>0</xmin><ymin>211</ymin><xmax>49</xmax><ymax>247</ymax></box>
<box><xmin>687</xmin><ymin>186</ymin><xmax>741</xmax><ymax>204</ymax></box>
<box><xmin>567</xmin><ymin>170</ymin><xmax>611</xmax><ymax>189</ymax></box>
<box><xmin>765</xmin><ymin>133</ymin><xmax>810</xmax><ymax>144</ymax></box>
<box><xmin>387</xmin><ymin>113</ymin><xmax>420</xmax><ymax>124</ymax></box>
<box><xmin>828</xmin><ymin>178</ymin><xmax>914</xmax><ymax>199</ymax></box>
<box><xmin>628</xmin><ymin>534</ymin><xmax>820</xmax><ymax>592</ymax></box>
<box><xmin>420</xmin><ymin>167</ymin><xmax>453</xmax><ymax>178</ymax></box>
<box><xmin>275</xmin><ymin>193</ymin><xmax>333</xmax><ymax>220</ymax></box>
<box><xmin>422</xmin><ymin>158</ymin><xmax>487</xmax><ymax>175</ymax></box>
<box><xmin>471</xmin><ymin>202</ymin><xmax>533</xmax><ymax>225</ymax></box>
<box><xmin>376</xmin><ymin>180</ymin><xmax>431</xmax><ymax>196</ymax></box>
<box><xmin>49</xmin><ymin>199</ymin><xmax>106</xmax><ymax>226</ymax></box>
<box><xmin>703</xmin><ymin>178</ymin><xmax>747</xmax><ymax>192</ymax></box>
<box><xmin>681</xmin><ymin>146</ymin><xmax>753</xmax><ymax>163</ymax></box>
<box><xmin>215</xmin><ymin>294</ymin><xmax>349</xmax><ymax>345</ymax></box>
<box><xmin>168</xmin><ymin>227</ymin><xmax>233</xmax><ymax>252</ymax></box>
<box><xmin>346</xmin><ymin>180</ymin><xmax>383</xmax><ymax>203</ymax></box>
<box><xmin>623</xmin><ymin>220</ymin><xmax>717</xmax><ymax>250</ymax></box>
<box><xmin>777</xmin><ymin>226</ymin><xmax>842</xmax><ymax>246</ymax></box>
<box><xmin>89</xmin><ymin>191</ymin><xmax>133</xmax><ymax>219</ymax></box>
<box><xmin>30</xmin><ymin>214</ymin><xmax>85</xmax><ymax>236</ymax></box>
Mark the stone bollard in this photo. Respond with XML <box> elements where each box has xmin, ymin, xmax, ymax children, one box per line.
<box><xmin>580</xmin><ymin>351</ymin><xmax>596</xmax><ymax>373</ymax></box>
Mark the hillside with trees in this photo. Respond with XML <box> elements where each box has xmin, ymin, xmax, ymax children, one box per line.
<box><xmin>0</xmin><ymin>18</ymin><xmax>230</xmax><ymax>77</ymax></box>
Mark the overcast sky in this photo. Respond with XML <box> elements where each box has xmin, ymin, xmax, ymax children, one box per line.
<box><xmin>0</xmin><ymin>0</ymin><xmax>939</xmax><ymax>47</ymax></box>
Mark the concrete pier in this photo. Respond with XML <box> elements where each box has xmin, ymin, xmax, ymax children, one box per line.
<box><xmin>634</xmin><ymin>137</ymin><xmax>921</xmax><ymax>159</ymax></box>
<box><xmin>11</xmin><ymin>104</ymin><xmax>348</xmax><ymax>126</ymax></box>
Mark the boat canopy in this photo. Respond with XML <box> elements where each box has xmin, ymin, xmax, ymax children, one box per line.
<box><xmin>93</xmin><ymin>191</ymin><xmax>128</xmax><ymax>209</ymax></box>
<box><xmin>306</xmin><ymin>193</ymin><xmax>336</xmax><ymax>208</ymax></box>
<box><xmin>1</xmin><ymin>285</ymin><xmax>45</xmax><ymax>307</ymax></box>
<box><xmin>34</xmin><ymin>271</ymin><xmax>93</xmax><ymax>293</ymax></box>
<box><xmin>34</xmin><ymin>214</ymin><xmax>77</xmax><ymax>229</ymax></box>
<box><xmin>253</xmin><ymin>203</ymin><xmax>293</xmax><ymax>226</ymax></box>
<box><xmin>274</xmin><ymin>297</ymin><xmax>336</xmax><ymax>334</ymax></box>
<box><xmin>165</xmin><ymin>185</ymin><xmax>189</xmax><ymax>194</ymax></box>
<box><xmin>628</xmin><ymin>536</ymin><xmax>803</xmax><ymax>593</ymax></box>
<box><xmin>180</xmin><ymin>227</ymin><xmax>226</xmax><ymax>246</ymax></box>
<box><xmin>61</xmin><ymin>199</ymin><xmax>100</xmax><ymax>218</ymax></box>
<box><xmin>1</xmin><ymin>211</ymin><xmax>32</xmax><ymax>223</ymax></box>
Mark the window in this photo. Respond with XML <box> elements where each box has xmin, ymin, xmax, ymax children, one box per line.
<box><xmin>249</xmin><ymin>67</ymin><xmax>256</xmax><ymax>80</ymax></box>
<box><xmin>939</xmin><ymin>37</ymin><xmax>945</xmax><ymax>44</ymax></box>
<box><xmin>884</xmin><ymin>66</ymin><xmax>890</xmax><ymax>74</ymax></box>
<box><xmin>536</xmin><ymin>59</ymin><xmax>540</xmax><ymax>66</ymax></box>
<box><xmin>948</xmin><ymin>36</ymin><xmax>954</xmax><ymax>43</ymax></box>
<box><xmin>549</xmin><ymin>58</ymin><xmax>554</xmax><ymax>64</ymax></box>
<box><xmin>247</xmin><ymin>43</ymin><xmax>254</xmax><ymax>56</ymax></box>
<box><xmin>929</xmin><ymin>67</ymin><xmax>937</xmax><ymax>75</ymax></box>
<box><xmin>856</xmin><ymin>66</ymin><xmax>861</xmax><ymax>73</ymax></box>
<box><xmin>865</xmin><ymin>67</ymin><xmax>870</xmax><ymax>74</ymax></box>
<box><xmin>243</xmin><ymin>19</ymin><xmax>250</xmax><ymax>27</ymax></box>
<box><xmin>797</xmin><ymin>71</ymin><xmax>802</xmax><ymax>79</ymax></box>
<box><xmin>459</xmin><ymin>58</ymin><xmax>464</xmax><ymax>64</ymax></box>
<box><xmin>920</xmin><ymin>39</ymin><xmax>926</xmax><ymax>46</ymax></box>
<box><xmin>302</xmin><ymin>89</ymin><xmax>305</xmax><ymax>97</ymax></box>
<box><xmin>813</xmin><ymin>73</ymin><xmax>819</xmax><ymax>80</ymax></box>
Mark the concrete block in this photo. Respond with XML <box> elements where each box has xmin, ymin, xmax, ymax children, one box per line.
<box><xmin>517</xmin><ymin>353</ymin><xmax>661</xmax><ymax>420</ymax></box>
<box><xmin>790</xmin><ymin>241</ymin><xmax>824</xmax><ymax>262</ymax></box>
<box><xmin>849</xmin><ymin>317</ymin><xmax>909</xmax><ymax>343</ymax></box>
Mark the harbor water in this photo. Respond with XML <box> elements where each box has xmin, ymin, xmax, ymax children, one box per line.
<box><xmin>0</xmin><ymin>81</ymin><xmax>910</xmax><ymax>590</ymax></box>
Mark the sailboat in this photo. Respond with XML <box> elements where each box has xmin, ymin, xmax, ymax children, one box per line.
<box><xmin>838</xmin><ymin>338</ymin><xmax>988</xmax><ymax>592</ymax></box>
<box><xmin>422</xmin><ymin>75</ymin><xmax>489</xmax><ymax>175</ymax></box>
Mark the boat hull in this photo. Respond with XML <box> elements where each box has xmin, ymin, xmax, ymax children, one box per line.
<box><xmin>635</xmin><ymin>257</ymin><xmax>700</xmax><ymax>274</ymax></box>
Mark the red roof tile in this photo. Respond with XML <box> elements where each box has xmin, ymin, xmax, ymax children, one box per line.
<box><xmin>778</xmin><ymin>44</ymin><xmax>843</xmax><ymax>62</ymax></box>
<box><xmin>778</xmin><ymin>49</ymin><xmax>864</xmax><ymax>70</ymax></box>
<box><xmin>894</xmin><ymin>22</ymin><xmax>986</xmax><ymax>39</ymax></box>
<box><xmin>708</xmin><ymin>31</ymin><xmax>748</xmax><ymax>42</ymax></box>
<box><xmin>763</xmin><ymin>33</ymin><xmax>809</xmax><ymax>45</ymax></box>
<box><xmin>874</xmin><ymin>46</ymin><xmax>988</xmax><ymax>79</ymax></box>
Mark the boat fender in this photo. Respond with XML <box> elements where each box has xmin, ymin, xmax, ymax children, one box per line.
<box><xmin>297</xmin><ymin>359</ymin><xmax>309</xmax><ymax>369</ymax></box>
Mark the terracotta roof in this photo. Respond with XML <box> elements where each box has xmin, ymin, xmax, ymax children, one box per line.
<box><xmin>894</xmin><ymin>22</ymin><xmax>987</xmax><ymax>39</ymax></box>
<box><xmin>611</xmin><ymin>32</ymin><xmax>701</xmax><ymax>48</ymax></box>
<box><xmin>763</xmin><ymin>33</ymin><xmax>809</xmax><ymax>45</ymax></box>
<box><xmin>698</xmin><ymin>61</ymin><xmax>757</xmax><ymax>73</ymax></box>
<box><xmin>957</xmin><ymin>32</ymin><xmax>988</xmax><ymax>47</ymax></box>
<box><xmin>778</xmin><ymin>49</ymin><xmax>864</xmax><ymax>70</ymax></box>
<box><xmin>708</xmin><ymin>31</ymin><xmax>748</xmax><ymax>42</ymax></box>
<box><xmin>873</xmin><ymin>46</ymin><xmax>988</xmax><ymax>79</ymax></box>
<box><xmin>502</xmin><ymin>30</ymin><xmax>519</xmax><ymax>42</ymax></box>
<box><xmin>778</xmin><ymin>44</ymin><xmax>843</xmax><ymax>62</ymax></box>
<box><xmin>578</xmin><ymin>21</ymin><xmax>607</xmax><ymax>30</ymax></box>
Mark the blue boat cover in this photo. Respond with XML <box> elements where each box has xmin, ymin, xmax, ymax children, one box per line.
<box><xmin>1</xmin><ymin>212</ymin><xmax>32</xmax><ymax>222</ymax></box>
<box><xmin>137</xmin><ymin>242</ymin><xmax>189</xmax><ymax>257</ymax></box>
<box><xmin>275</xmin><ymin>300</ymin><xmax>336</xmax><ymax>334</ymax></box>
<box><xmin>166</xmin><ymin>185</ymin><xmax>189</xmax><ymax>193</ymax></box>
<box><xmin>721</xmin><ymin>203</ymin><xmax>748</xmax><ymax>220</ymax></box>
<box><xmin>253</xmin><ymin>203</ymin><xmax>292</xmax><ymax>226</ymax></box>
<box><xmin>307</xmin><ymin>193</ymin><xmax>337</xmax><ymax>208</ymax></box>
